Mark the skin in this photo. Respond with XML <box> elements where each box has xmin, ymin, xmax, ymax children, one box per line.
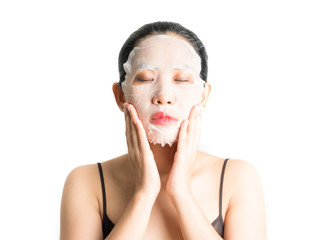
<box><xmin>60</xmin><ymin>33</ymin><xmax>267</xmax><ymax>240</ymax></box>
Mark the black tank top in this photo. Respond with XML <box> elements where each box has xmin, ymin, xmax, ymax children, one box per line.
<box><xmin>97</xmin><ymin>158</ymin><xmax>229</xmax><ymax>239</ymax></box>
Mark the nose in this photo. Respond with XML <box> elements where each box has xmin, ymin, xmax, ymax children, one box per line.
<box><xmin>152</xmin><ymin>94</ymin><xmax>176</xmax><ymax>105</ymax></box>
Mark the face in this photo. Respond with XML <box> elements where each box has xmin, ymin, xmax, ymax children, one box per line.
<box><xmin>121</xmin><ymin>34</ymin><xmax>205</xmax><ymax>147</ymax></box>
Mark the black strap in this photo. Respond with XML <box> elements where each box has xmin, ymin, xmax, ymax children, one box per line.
<box><xmin>97</xmin><ymin>162</ymin><xmax>107</xmax><ymax>218</ymax></box>
<box><xmin>219</xmin><ymin>158</ymin><xmax>229</xmax><ymax>218</ymax></box>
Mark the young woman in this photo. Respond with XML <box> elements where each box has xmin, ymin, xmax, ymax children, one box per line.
<box><xmin>60</xmin><ymin>21</ymin><xmax>267</xmax><ymax>240</ymax></box>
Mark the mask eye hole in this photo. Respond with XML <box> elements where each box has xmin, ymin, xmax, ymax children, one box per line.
<box><xmin>173</xmin><ymin>71</ymin><xmax>194</xmax><ymax>84</ymax></box>
<box><xmin>133</xmin><ymin>70</ymin><xmax>155</xmax><ymax>85</ymax></box>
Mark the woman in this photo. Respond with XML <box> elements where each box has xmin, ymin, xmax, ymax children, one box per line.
<box><xmin>60</xmin><ymin>21</ymin><xmax>267</xmax><ymax>240</ymax></box>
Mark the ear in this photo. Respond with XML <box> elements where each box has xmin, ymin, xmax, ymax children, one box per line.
<box><xmin>112</xmin><ymin>82</ymin><xmax>126</xmax><ymax>112</ymax></box>
<box><xmin>200</xmin><ymin>82</ymin><xmax>211</xmax><ymax>109</ymax></box>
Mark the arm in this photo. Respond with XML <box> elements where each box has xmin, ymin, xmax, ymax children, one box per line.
<box><xmin>60</xmin><ymin>166</ymin><xmax>157</xmax><ymax>240</ymax></box>
<box><xmin>167</xmin><ymin>104</ymin><xmax>222</xmax><ymax>239</ymax></box>
<box><xmin>168</xmin><ymin>160</ymin><xmax>267</xmax><ymax>240</ymax></box>
<box><xmin>223</xmin><ymin>160</ymin><xmax>267</xmax><ymax>240</ymax></box>
<box><xmin>166</xmin><ymin>103</ymin><xmax>267</xmax><ymax>239</ymax></box>
<box><xmin>60</xmin><ymin>165</ymin><xmax>103</xmax><ymax>240</ymax></box>
<box><xmin>169</xmin><ymin>192</ymin><xmax>223</xmax><ymax>240</ymax></box>
<box><xmin>104</xmin><ymin>192</ymin><xmax>155</xmax><ymax>240</ymax></box>
<box><xmin>107</xmin><ymin>103</ymin><xmax>160</xmax><ymax>240</ymax></box>
<box><xmin>60</xmin><ymin>104</ymin><xmax>161</xmax><ymax>240</ymax></box>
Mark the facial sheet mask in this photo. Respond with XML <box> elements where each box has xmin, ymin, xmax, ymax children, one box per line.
<box><xmin>122</xmin><ymin>35</ymin><xmax>204</xmax><ymax>147</ymax></box>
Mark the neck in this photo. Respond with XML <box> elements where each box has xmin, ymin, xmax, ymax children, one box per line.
<box><xmin>149</xmin><ymin>143</ymin><xmax>177</xmax><ymax>176</ymax></box>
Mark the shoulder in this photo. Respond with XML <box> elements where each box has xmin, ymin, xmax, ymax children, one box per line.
<box><xmin>197</xmin><ymin>151</ymin><xmax>260</xmax><ymax>176</ymax></box>
<box><xmin>224</xmin><ymin>159</ymin><xmax>262</xmax><ymax>195</ymax></box>
<box><xmin>62</xmin><ymin>155</ymin><xmax>129</xmax><ymax>198</ymax></box>
<box><xmin>64</xmin><ymin>154</ymin><xmax>129</xmax><ymax>186</ymax></box>
<box><xmin>61</xmin><ymin>164</ymin><xmax>102</xmax><ymax>216</ymax></box>
<box><xmin>225</xmin><ymin>158</ymin><xmax>260</xmax><ymax>180</ymax></box>
<box><xmin>60</xmin><ymin>157</ymin><xmax>129</xmax><ymax>239</ymax></box>
<box><xmin>223</xmin><ymin>159</ymin><xmax>267</xmax><ymax>239</ymax></box>
<box><xmin>209</xmin><ymin>157</ymin><xmax>267</xmax><ymax>239</ymax></box>
<box><xmin>60</xmin><ymin>164</ymin><xmax>103</xmax><ymax>239</ymax></box>
<box><xmin>197</xmin><ymin>151</ymin><xmax>258</xmax><ymax>176</ymax></box>
<box><xmin>217</xmin><ymin>158</ymin><xmax>263</xmax><ymax>203</ymax></box>
<box><xmin>65</xmin><ymin>164</ymin><xmax>99</xmax><ymax>181</ymax></box>
<box><xmin>63</xmin><ymin>164</ymin><xmax>100</xmax><ymax>196</ymax></box>
<box><xmin>197</xmin><ymin>152</ymin><xmax>263</xmax><ymax>201</ymax></box>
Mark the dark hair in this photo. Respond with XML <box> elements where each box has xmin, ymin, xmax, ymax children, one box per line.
<box><xmin>118</xmin><ymin>21</ymin><xmax>208</xmax><ymax>85</ymax></box>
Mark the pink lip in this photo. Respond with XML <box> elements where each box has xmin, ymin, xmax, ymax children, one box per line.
<box><xmin>150</xmin><ymin>112</ymin><xmax>178</xmax><ymax>125</ymax></box>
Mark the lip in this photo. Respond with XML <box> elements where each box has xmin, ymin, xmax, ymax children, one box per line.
<box><xmin>150</xmin><ymin>112</ymin><xmax>178</xmax><ymax>125</ymax></box>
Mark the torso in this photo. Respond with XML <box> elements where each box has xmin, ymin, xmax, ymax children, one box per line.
<box><xmin>95</xmin><ymin>151</ymin><xmax>232</xmax><ymax>240</ymax></box>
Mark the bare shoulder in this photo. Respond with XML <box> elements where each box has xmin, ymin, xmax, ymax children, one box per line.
<box><xmin>60</xmin><ymin>164</ymin><xmax>103</xmax><ymax>239</ymax></box>
<box><xmin>223</xmin><ymin>159</ymin><xmax>267</xmax><ymax>239</ymax></box>
<box><xmin>198</xmin><ymin>154</ymin><xmax>267</xmax><ymax>239</ymax></box>
<box><xmin>62</xmin><ymin>155</ymin><xmax>129</xmax><ymax>200</ymax></box>
<box><xmin>61</xmin><ymin>163</ymin><xmax>103</xmax><ymax>215</ymax></box>
<box><xmin>64</xmin><ymin>163</ymin><xmax>100</xmax><ymax>188</ymax></box>
<box><xmin>223</xmin><ymin>159</ymin><xmax>263</xmax><ymax>197</ymax></box>
<box><xmin>197</xmin><ymin>151</ymin><xmax>261</xmax><ymax>183</ymax></box>
<box><xmin>195</xmin><ymin>151</ymin><xmax>227</xmax><ymax>171</ymax></box>
<box><xmin>225</xmin><ymin>158</ymin><xmax>260</xmax><ymax>179</ymax></box>
<box><xmin>210</xmin><ymin>157</ymin><xmax>263</xmax><ymax>204</ymax></box>
<box><xmin>60</xmin><ymin>156</ymin><xmax>129</xmax><ymax>239</ymax></box>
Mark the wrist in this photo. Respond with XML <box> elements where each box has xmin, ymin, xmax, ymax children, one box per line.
<box><xmin>166</xmin><ymin>178</ymin><xmax>191</xmax><ymax>198</ymax></box>
<box><xmin>167</xmin><ymin>186</ymin><xmax>192</xmax><ymax>201</ymax></box>
<box><xmin>134</xmin><ymin>189</ymin><xmax>158</xmax><ymax>204</ymax></box>
<box><xmin>168</xmin><ymin>189</ymin><xmax>194</xmax><ymax>208</ymax></box>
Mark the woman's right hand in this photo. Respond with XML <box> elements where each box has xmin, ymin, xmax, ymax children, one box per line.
<box><xmin>123</xmin><ymin>102</ymin><xmax>161</xmax><ymax>199</ymax></box>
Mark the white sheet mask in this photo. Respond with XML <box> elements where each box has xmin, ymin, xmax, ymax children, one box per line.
<box><xmin>122</xmin><ymin>35</ymin><xmax>205</xmax><ymax>147</ymax></box>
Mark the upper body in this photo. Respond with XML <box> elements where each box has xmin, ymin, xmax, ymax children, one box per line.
<box><xmin>60</xmin><ymin>21</ymin><xmax>267</xmax><ymax>240</ymax></box>
<box><xmin>61</xmin><ymin>153</ymin><xmax>266</xmax><ymax>240</ymax></box>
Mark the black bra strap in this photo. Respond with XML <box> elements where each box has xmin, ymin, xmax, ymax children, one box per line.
<box><xmin>97</xmin><ymin>162</ymin><xmax>107</xmax><ymax>217</ymax></box>
<box><xmin>219</xmin><ymin>158</ymin><xmax>229</xmax><ymax>218</ymax></box>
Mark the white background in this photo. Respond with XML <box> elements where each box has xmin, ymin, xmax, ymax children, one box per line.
<box><xmin>0</xmin><ymin>0</ymin><xmax>327</xmax><ymax>239</ymax></box>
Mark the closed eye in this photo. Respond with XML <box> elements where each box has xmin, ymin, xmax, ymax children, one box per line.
<box><xmin>137</xmin><ymin>78</ymin><xmax>154</xmax><ymax>82</ymax></box>
<box><xmin>175</xmin><ymin>79</ymin><xmax>192</xmax><ymax>83</ymax></box>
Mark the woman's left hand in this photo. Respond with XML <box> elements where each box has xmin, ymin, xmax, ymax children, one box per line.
<box><xmin>166</xmin><ymin>103</ymin><xmax>203</xmax><ymax>197</ymax></box>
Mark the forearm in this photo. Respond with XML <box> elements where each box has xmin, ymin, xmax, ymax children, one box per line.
<box><xmin>170</xmin><ymin>192</ymin><xmax>223</xmax><ymax>240</ymax></box>
<box><xmin>105</xmin><ymin>192</ymin><xmax>155</xmax><ymax>240</ymax></box>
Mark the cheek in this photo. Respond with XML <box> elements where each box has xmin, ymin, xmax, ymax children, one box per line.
<box><xmin>123</xmin><ymin>85</ymin><xmax>147</xmax><ymax>106</ymax></box>
<box><xmin>176</xmin><ymin>87</ymin><xmax>203</xmax><ymax>118</ymax></box>
<box><xmin>124</xmin><ymin>86</ymin><xmax>152</xmax><ymax>121</ymax></box>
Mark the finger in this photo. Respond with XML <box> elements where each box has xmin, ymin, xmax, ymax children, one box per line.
<box><xmin>187</xmin><ymin>104</ymin><xmax>199</xmax><ymax>132</ymax></box>
<box><xmin>177</xmin><ymin>120</ymin><xmax>188</xmax><ymax>152</ymax></box>
<box><xmin>126</xmin><ymin>104</ymin><xmax>151</xmax><ymax>156</ymax></box>
<box><xmin>187</xmin><ymin>105</ymin><xmax>197</xmax><ymax>120</ymax></box>
<box><xmin>191</xmin><ymin>104</ymin><xmax>202</xmax><ymax>143</ymax></box>
<box><xmin>189</xmin><ymin>104</ymin><xmax>204</xmax><ymax>132</ymax></box>
<box><xmin>133</xmin><ymin>117</ymin><xmax>151</xmax><ymax>156</ymax></box>
<box><xmin>128</xmin><ymin>104</ymin><xmax>139</xmax><ymax>122</ymax></box>
<box><xmin>128</xmin><ymin>105</ymin><xmax>139</xmax><ymax>151</ymax></box>
<box><xmin>124</xmin><ymin>103</ymin><xmax>133</xmax><ymax>149</ymax></box>
<box><xmin>187</xmin><ymin>112</ymin><xmax>196</xmax><ymax>134</ymax></box>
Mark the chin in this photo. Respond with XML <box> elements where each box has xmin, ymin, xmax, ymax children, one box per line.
<box><xmin>146</xmin><ymin>123</ymin><xmax>180</xmax><ymax>147</ymax></box>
